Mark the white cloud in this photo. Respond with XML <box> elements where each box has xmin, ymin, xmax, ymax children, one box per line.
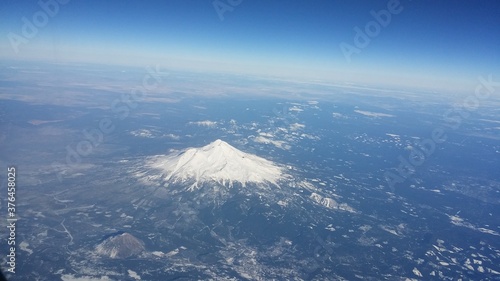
<box><xmin>61</xmin><ymin>275</ymin><xmax>113</xmax><ymax>281</ymax></box>
<box><xmin>332</xmin><ymin>112</ymin><xmax>347</xmax><ymax>119</ymax></box>
<box><xmin>188</xmin><ymin>120</ymin><xmax>218</xmax><ymax>127</ymax></box>
<box><xmin>258</xmin><ymin>132</ymin><xmax>274</xmax><ymax>138</ymax></box>
<box><xmin>290</xmin><ymin>123</ymin><xmax>305</xmax><ymax>131</ymax></box>
<box><xmin>253</xmin><ymin>136</ymin><xmax>291</xmax><ymax>150</ymax></box>
<box><xmin>163</xmin><ymin>133</ymin><xmax>180</xmax><ymax>140</ymax></box>
<box><xmin>289</xmin><ymin>106</ymin><xmax>303</xmax><ymax>112</ymax></box>
<box><xmin>354</xmin><ymin>110</ymin><xmax>394</xmax><ymax>118</ymax></box>
<box><xmin>130</xmin><ymin>129</ymin><xmax>154</xmax><ymax>138</ymax></box>
<box><xmin>300</xmin><ymin>133</ymin><xmax>320</xmax><ymax>140</ymax></box>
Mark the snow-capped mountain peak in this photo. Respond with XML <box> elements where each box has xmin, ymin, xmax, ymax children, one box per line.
<box><xmin>148</xmin><ymin>139</ymin><xmax>284</xmax><ymax>189</ymax></box>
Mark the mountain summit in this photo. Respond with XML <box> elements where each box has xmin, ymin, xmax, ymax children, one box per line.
<box><xmin>149</xmin><ymin>139</ymin><xmax>284</xmax><ymax>189</ymax></box>
<box><xmin>95</xmin><ymin>232</ymin><xmax>145</xmax><ymax>259</ymax></box>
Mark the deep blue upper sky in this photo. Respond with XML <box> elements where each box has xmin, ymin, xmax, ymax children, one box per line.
<box><xmin>0</xmin><ymin>0</ymin><xmax>499</xmax><ymax>91</ymax></box>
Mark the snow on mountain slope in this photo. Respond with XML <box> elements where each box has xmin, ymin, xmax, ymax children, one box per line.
<box><xmin>148</xmin><ymin>139</ymin><xmax>284</xmax><ymax>189</ymax></box>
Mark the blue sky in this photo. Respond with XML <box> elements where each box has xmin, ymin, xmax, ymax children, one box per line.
<box><xmin>0</xmin><ymin>0</ymin><xmax>499</xmax><ymax>91</ymax></box>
